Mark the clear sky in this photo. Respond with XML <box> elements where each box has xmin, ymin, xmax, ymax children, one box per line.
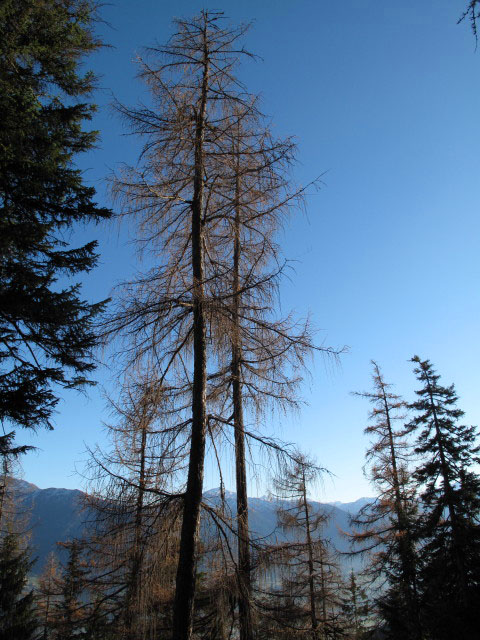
<box><xmin>19</xmin><ymin>0</ymin><xmax>480</xmax><ymax>502</ymax></box>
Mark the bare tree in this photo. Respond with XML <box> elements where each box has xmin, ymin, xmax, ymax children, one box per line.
<box><xmin>106</xmin><ymin>14</ymin><xmax>258</xmax><ymax>636</ymax></box>
<box><xmin>258</xmin><ymin>454</ymin><xmax>341</xmax><ymax>639</ymax></box>
<box><xmin>106</xmin><ymin>11</ymin><xmax>337</xmax><ymax>639</ymax></box>
<box><xmin>203</xmin><ymin>101</ymin><xmax>325</xmax><ymax>640</ymax></box>
<box><xmin>84</xmin><ymin>375</ymin><xmax>182</xmax><ymax>639</ymax></box>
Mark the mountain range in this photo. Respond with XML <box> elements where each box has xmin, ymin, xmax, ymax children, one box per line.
<box><xmin>9</xmin><ymin>478</ymin><xmax>373</xmax><ymax>574</ymax></box>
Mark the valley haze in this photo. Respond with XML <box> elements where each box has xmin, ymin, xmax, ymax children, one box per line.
<box><xmin>11</xmin><ymin>479</ymin><xmax>371</xmax><ymax>574</ymax></box>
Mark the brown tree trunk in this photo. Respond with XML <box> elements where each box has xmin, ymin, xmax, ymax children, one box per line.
<box><xmin>301</xmin><ymin>468</ymin><xmax>318</xmax><ymax>634</ymax></box>
<box><xmin>232</xmin><ymin>161</ymin><xmax>254</xmax><ymax>640</ymax></box>
<box><xmin>124</xmin><ymin>411</ymin><xmax>148</xmax><ymax>640</ymax></box>
<box><xmin>172</xmin><ymin>31</ymin><xmax>209</xmax><ymax>640</ymax></box>
<box><xmin>318</xmin><ymin>545</ymin><xmax>327</xmax><ymax>640</ymax></box>
<box><xmin>42</xmin><ymin>586</ymin><xmax>51</xmax><ymax>640</ymax></box>
<box><xmin>379</xmin><ymin>377</ymin><xmax>422</xmax><ymax>640</ymax></box>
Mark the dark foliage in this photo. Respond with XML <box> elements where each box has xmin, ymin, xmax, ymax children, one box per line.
<box><xmin>52</xmin><ymin>541</ymin><xmax>89</xmax><ymax>640</ymax></box>
<box><xmin>408</xmin><ymin>357</ymin><xmax>480</xmax><ymax>640</ymax></box>
<box><xmin>0</xmin><ymin>0</ymin><xmax>111</xmax><ymax>454</ymax></box>
<box><xmin>0</xmin><ymin>532</ymin><xmax>37</xmax><ymax>640</ymax></box>
<box><xmin>351</xmin><ymin>362</ymin><xmax>422</xmax><ymax>640</ymax></box>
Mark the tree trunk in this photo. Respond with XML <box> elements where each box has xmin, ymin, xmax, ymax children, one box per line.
<box><xmin>172</xmin><ymin>32</ymin><xmax>209</xmax><ymax>640</ymax></box>
<box><xmin>318</xmin><ymin>544</ymin><xmax>327</xmax><ymax>640</ymax></box>
<box><xmin>124</xmin><ymin>411</ymin><xmax>148</xmax><ymax>640</ymax></box>
<box><xmin>302</xmin><ymin>469</ymin><xmax>318</xmax><ymax>634</ymax></box>
<box><xmin>232</xmin><ymin>159</ymin><xmax>254</xmax><ymax>640</ymax></box>
<box><xmin>379</xmin><ymin>379</ymin><xmax>422</xmax><ymax>640</ymax></box>
<box><xmin>0</xmin><ymin>459</ymin><xmax>7</xmax><ymax>527</ymax></box>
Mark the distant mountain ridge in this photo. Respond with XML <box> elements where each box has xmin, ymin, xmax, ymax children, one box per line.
<box><xmin>9</xmin><ymin>479</ymin><xmax>373</xmax><ymax>574</ymax></box>
<box><xmin>327</xmin><ymin>497</ymin><xmax>374</xmax><ymax>514</ymax></box>
<box><xmin>203</xmin><ymin>488</ymin><xmax>353</xmax><ymax>545</ymax></box>
<box><xmin>9</xmin><ymin>478</ymin><xmax>87</xmax><ymax>574</ymax></box>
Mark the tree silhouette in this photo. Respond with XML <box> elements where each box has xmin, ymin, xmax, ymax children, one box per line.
<box><xmin>0</xmin><ymin>531</ymin><xmax>37</xmax><ymax>640</ymax></box>
<box><xmin>408</xmin><ymin>356</ymin><xmax>480</xmax><ymax>640</ymax></box>
<box><xmin>0</xmin><ymin>0</ymin><xmax>111</xmax><ymax>461</ymax></box>
<box><xmin>351</xmin><ymin>362</ymin><xmax>422</xmax><ymax>640</ymax></box>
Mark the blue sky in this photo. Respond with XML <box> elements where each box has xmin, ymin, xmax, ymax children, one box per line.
<box><xmin>20</xmin><ymin>0</ymin><xmax>480</xmax><ymax>501</ymax></box>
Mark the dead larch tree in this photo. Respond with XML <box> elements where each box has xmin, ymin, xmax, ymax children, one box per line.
<box><xmin>107</xmin><ymin>12</ymin><xmax>334</xmax><ymax>639</ymax></box>
<box><xmin>107</xmin><ymin>13</ymin><xmax>261</xmax><ymax>639</ymax></box>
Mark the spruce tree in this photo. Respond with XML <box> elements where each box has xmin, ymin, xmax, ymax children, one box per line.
<box><xmin>341</xmin><ymin>570</ymin><xmax>369</xmax><ymax>640</ymax></box>
<box><xmin>0</xmin><ymin>532</ymin><xmax>37</xmax><ymax>640</ymax></box>
<box><xmin>408</xmin><ymin>356</ymin><xmax>480</xmax><ymax>639</ymax></box>
<box><xmin>0</xmin><ymin>433</ymin><xmax>32</xmax><ymax>524</ymax></box>
<box><xmin>0</xmin><ymin>0</ymin><xmax>111</xmax><ymax>455</ymax></box>
<box><xmin>83</xmin><ymin>593</ymin><xmax>115</xmax><ymax>640</ymax></box>
<box><xmin>52</xmin><ymin>541</ymin><xmax>88</xmax><ymax>640</ymax></box>
<box><xmin>351</xmin><ymin>362</ymin><xmax>421</xmax><ymax>640</ymax></box>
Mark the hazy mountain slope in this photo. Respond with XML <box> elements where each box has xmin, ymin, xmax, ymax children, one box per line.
<box><xmin>203</xmin><ymin>489</ymin><xmax>355</xmax><ymax>552</ymax></box>
<box><xmin>10</xmin><ymin>478</ymin><xmax>88</xmax><ymax>574</ymax></box>
<box><xmin>9</xmin><ymin>479</ymin><xmax>372</xmax><ymax>574</ymax></box>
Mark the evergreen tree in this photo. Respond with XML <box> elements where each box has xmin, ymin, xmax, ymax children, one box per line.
<box><xmin>52</xmin><ymin>541</ymin><xmax>88</xmax><ymax>640</ymax></box>
<box><xmin>0</xmin><ymin>531</ymin><xmax>37</xmax><ymax>640</ymax></box>
<box><xmin>0</xmin><ymin>433</ymin><xmax>32</xmax><ymax>526</ymax></box>
<box><xmin>0</xmin><ymin>0</ymin><xmax>111</xmax><ymax>456</ymax></box>
<box><xmin>408</xmin><ymin>356</ymin><xmax>480</xmax><ymax>639</ymax></box>
<box><xmin>341</xmin><ymin>570</ymin><xmax>369</xmax><ymax>640</ymax></box>
<box><xmin>83</xmin><ymin>593</ymin><xmax>115</xmax><ymax>640</ymax></box>
<box><xmin>351</xmin><ymin>362</ymin><xmax>421</xmax><ymax>640</ymax></box>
